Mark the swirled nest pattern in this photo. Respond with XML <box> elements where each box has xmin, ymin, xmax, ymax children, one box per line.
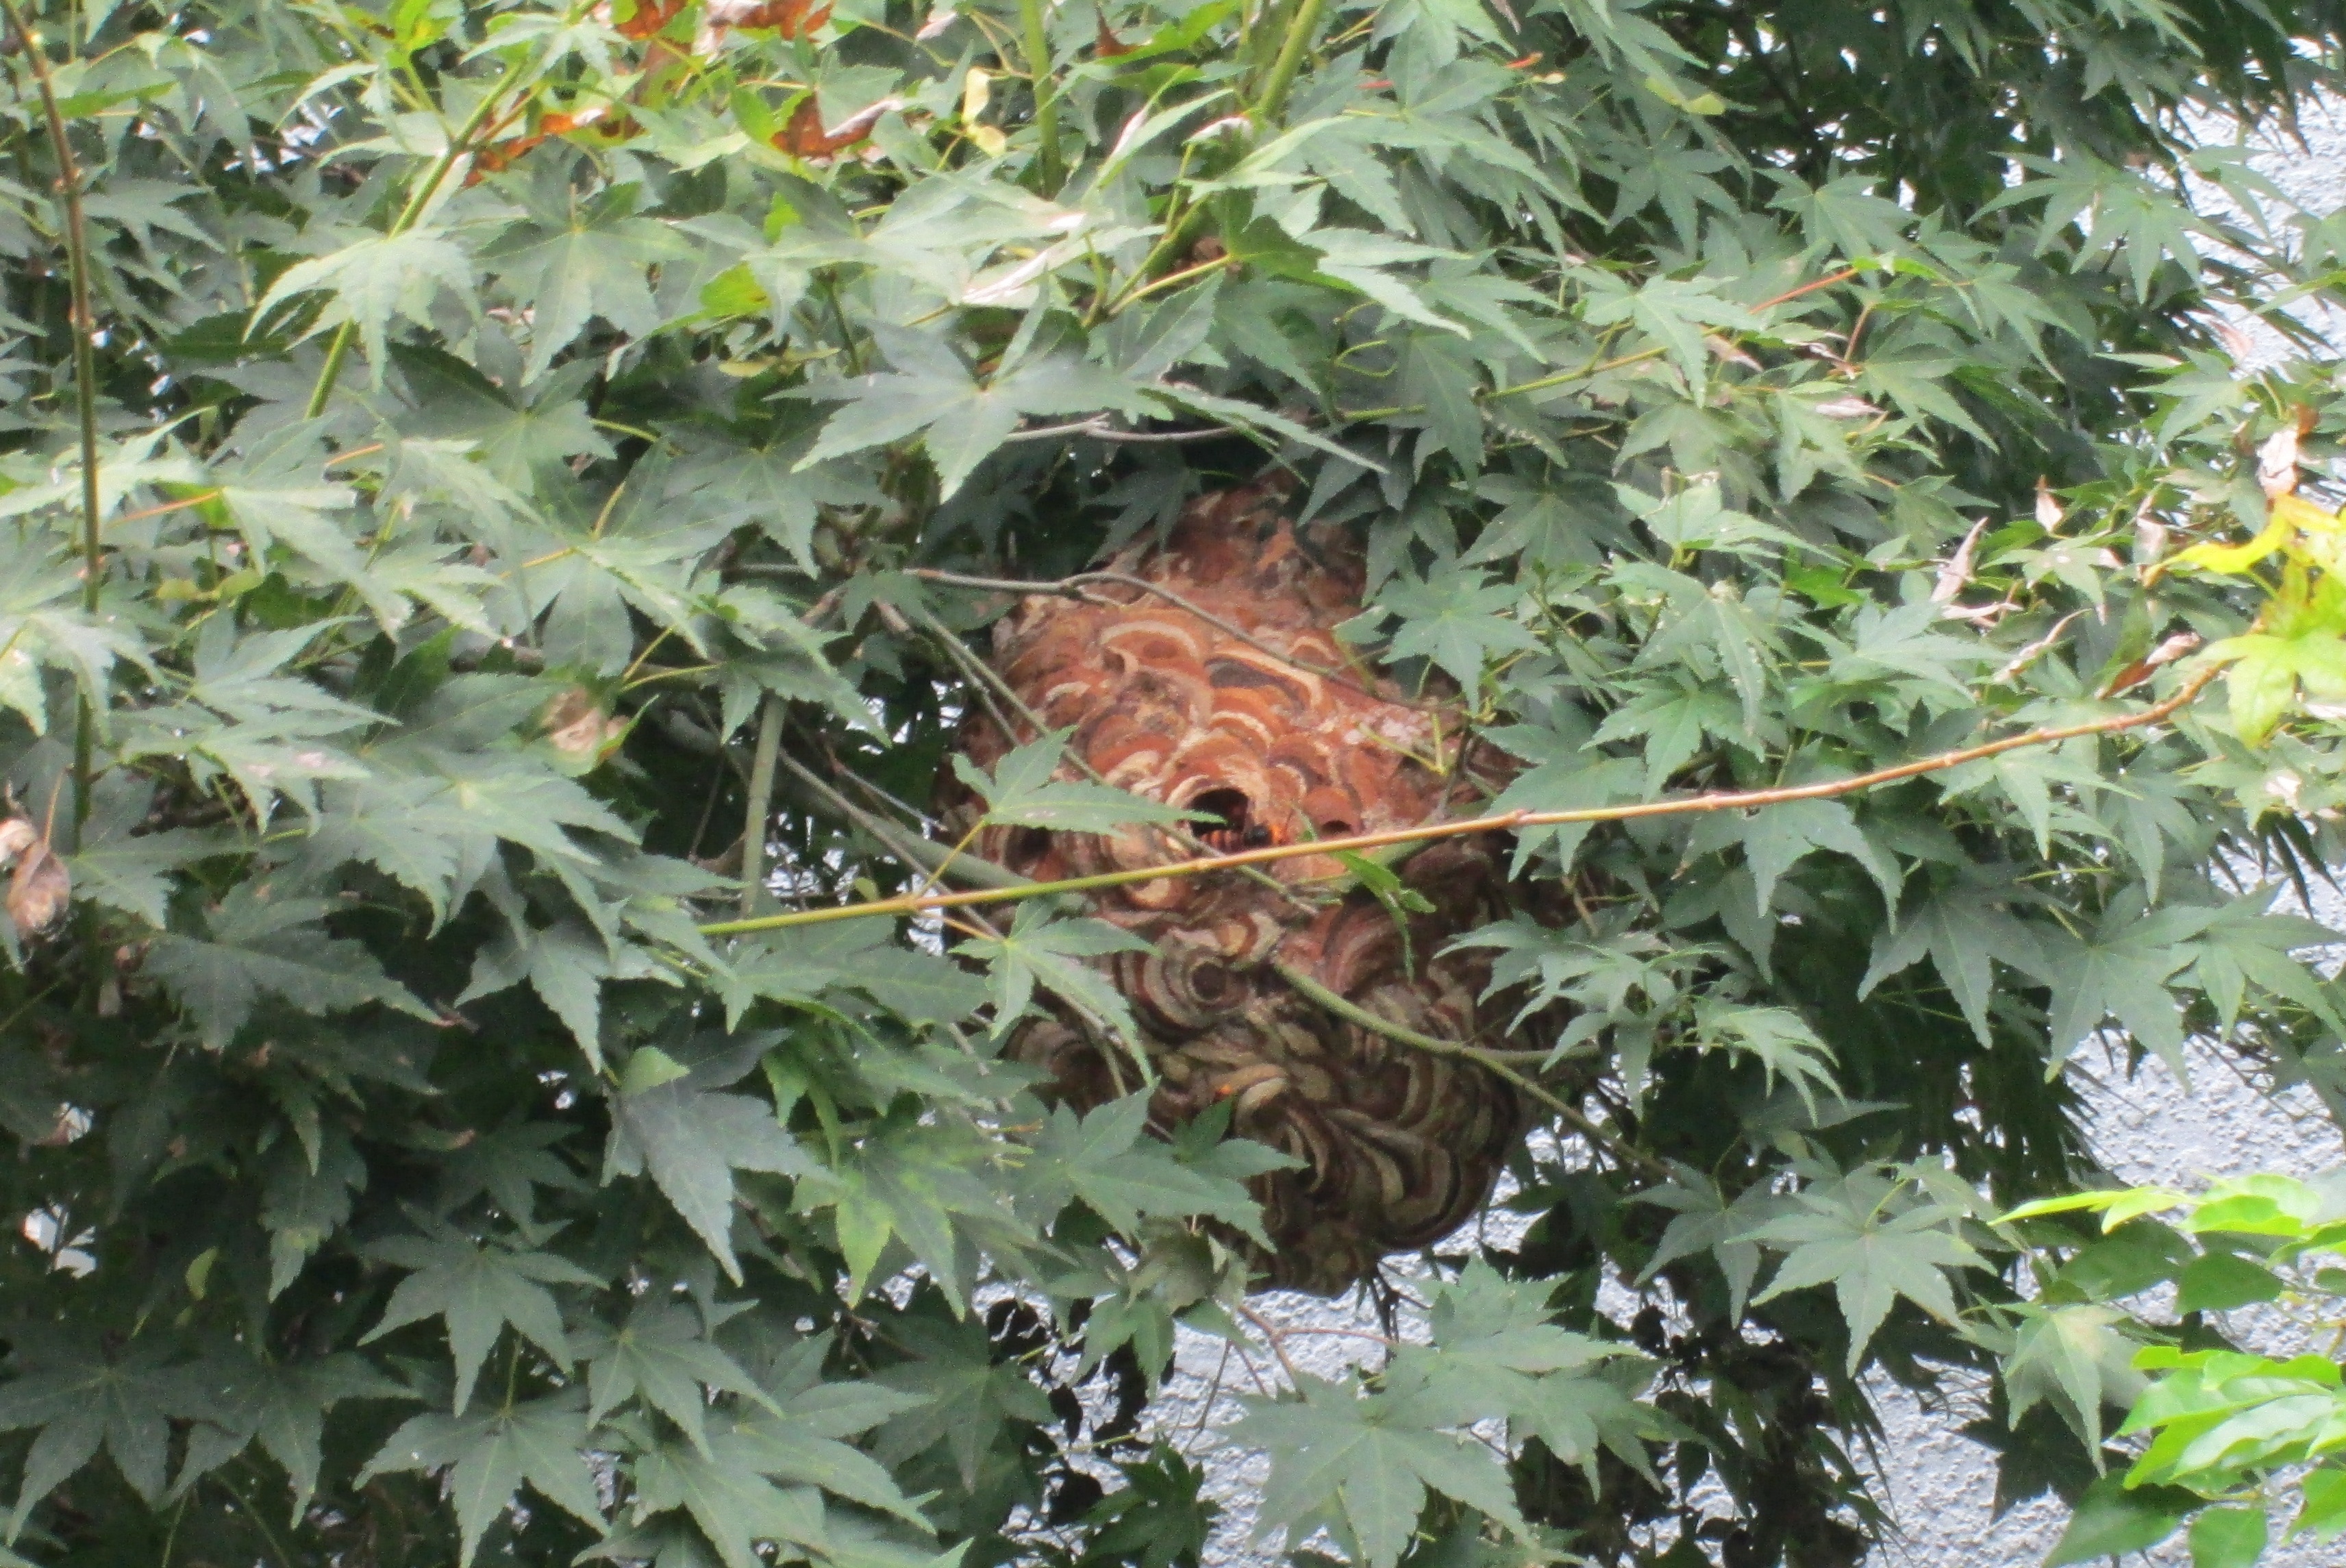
<box><xmin>943</xmin><ymin>485</ymin><xmax>1531</xmax><ymax>1294</ymax></box>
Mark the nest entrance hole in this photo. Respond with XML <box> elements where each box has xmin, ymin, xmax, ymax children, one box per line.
<box><xmin>1188</xmin><ymin>787</ymin><xmax>1269</xmax><ymax>851</ymax></box>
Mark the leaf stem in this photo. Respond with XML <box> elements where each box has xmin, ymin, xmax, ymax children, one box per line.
<box><xmin>1266</xmin><ymin>960</ymin><xmax>1580</xmax><ymax>1069</ymax></box>
<box><xmin>1103</xmin><ymin>253</ymin><xmax>1236</xmax><ymax>318</ymax></box>
<box><xmin>1482</xmin><ymin>345</ymin><xmax>1666</xmax><ymax>403</ymax></box>
<box><xmin>3</xmin><ymin>0</ymin><xmax>103</xmax><ymax>843</ymax></box>
<box><xmin>302</xmin><ymin>55</ymin><xmax>527</xmax><ymax>418</ymax></box>
<box><xmin>1018</xmin><ymin>0</ymin><xmax>1061</xmax><ymax>192</ymax></box>
<box><xmin>697</xmin><ymin>666</ymin><xmax>2220</xmax><ymax>937</ymax></box>
<box><xmin>210</xmin><ymin>1469</ymin><xmax>297</xmax><ymax>1568</ymax></box>
<box><xmin>1251</xmin><ymin>0</ymin><xmax>1331</xmax><ymax>125</ymax></box>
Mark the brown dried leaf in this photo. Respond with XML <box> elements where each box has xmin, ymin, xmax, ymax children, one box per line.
<box><xmin>612</xmin><ymin>0</ymin><xmax>689</xmax><ymax>38</ymax></box>
<box><xmin>2259</xmin><ymin>423</ymin><xmax>2301</xmax><ymax>499</ymax></box>
<box><xmin>7</xmin><ymin>835</ymin><xmax>69</xmax><ymax>936</ymax></box>
<box><xmin>1931</xmin><ymin>519</ymin><xmax>1987</xmax><ymax>607</ymax></box>
<box><xmin>2097</xmin><ymin>630</ymin><xmax>2204</xmax><ymax>699</ymax></box>
<box><xmin>542</xmin><ymin>687</ymin><xmax>623</xmax><ymax>766</ymax></box>
<box><xmin>773</xmin><ymin>92</ymin><xmax>897</xmax><ymax>158</ymax></box>
<box><xmin>713</xmin><ymin>0</ymin><xmax>832</xmax><ymax>35</ymax></box>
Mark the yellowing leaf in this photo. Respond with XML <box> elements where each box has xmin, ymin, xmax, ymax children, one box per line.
<box><xmin>960</xmin><ymin>68</ymin><xmax>1008</xmax><ymax>158</ymax></box>
<box><xmin>2169</xmin><ymin>511</ymin><xmax>2292</xmax><ymax>576</ymax></box>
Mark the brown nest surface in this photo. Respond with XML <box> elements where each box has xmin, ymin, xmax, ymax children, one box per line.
<box><xmin>941</xmin><ymin>484</ymin><xmax>1532</xmax><ymax>1293</ymax></box>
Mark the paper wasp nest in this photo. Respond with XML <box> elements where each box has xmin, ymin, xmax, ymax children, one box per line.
<box><xmin>944</xmin><ymin>486</ymin><xmax>1527</xmax><ymax>1293</ymax></box>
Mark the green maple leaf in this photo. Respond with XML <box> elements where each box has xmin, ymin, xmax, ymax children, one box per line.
<box><xmin>1374</xmin><ymin>570</ymin><xmax>1543</xmax><ymax>691</ymax></box>
<box><xmin>1580</xmin><ymin>273</ymin><xmax>1760</xmax><ymax>386</ymax></box>
<box><xmin>177</xmin><ymin>619</ymin><xmax>373</xmax><ymax>721</ymax></box>
<box><xmin>360</xmin><ymin>1392</ymin><xmax>607</xmax><ymax>1565</ymax></box>
<box><xmin>1377</xmin><ymin>1264</ymin><xmax>1666</xmax><ymax>1486</ymax></box>
<box><xmin>2042</xmin><ymin>901</ymin><xmax>2216</xmax><ymax>1072</ymax></box>
<box><xmin>1236</xmin><ymin>1375</ymin><xmax>1530</xmax><ymax>1568</ymax></box>
<box><xmin>666</xmin><ymin>435</ymin><xmax>879</xmax><ymax>571</ymax></box>
<box><xmin>145</xmin><ymin>884</ymin><xmax>434</xmax><ymax>1049</ymax></box>
<box><xmin>954</xmin><ymin>904</ymin><xmax>1152</xmax><ymax>1041</ymax></box>
<box><xmin>1742</xmin><ymin>1167</ymin><xmax>1984</xmax><ymax>1371</ymax></box>
<box><xmin>1690</xmin><ymin>1002</ymin><xmax>1840</xmax><ymax>1110</ymax></box>
<box><xmin>2208</xmin><ymin>627</ymin><xmax>2346</xmax><ymax>744</ymax></box>
<box><xmin>1825</xmin><ymin>601</ymin><xmax>1991</xmax><ymax>705</ymax></box>
<box><xmin>66</xmin><ymin>773</ymin><xmax>224</xmax><ymax>926</ymax></box>
<box><xmin>259</xmin><ymin>1122</ymin><xmax>367</xmax><ymax>1296</ymax></box>
<box><xmin>1480</xmin><ymin>730</ymin><xmax>1642</xmax><ymax>873</ymax></box>
<box><xmin>308</xmin><ymin>740</ymin><xmax>637</xmax><ymax>929</ymax></box>
<box><xmin>1509</xmin><ymin>1361</ymin><xmax>1673</xmax><ymax>1488</ymax></box>
<box><xmin>2001</xmin><ymin>1302</ymin><xmax>2150</xmax><ymax>1454</ymax></box>
<box><xmin>488</xmin><ymin>918</ymin><xmax>627</xmax><ymax>1067</ymax></box>
<box><xmin>582</xmin><ymin>1302</ymin><xmax>775</xmax><ymax>1454</ymax></box>
<box><xmin>1685</xmin><ymin>795</ymin><xmax>1901</xmax><ymax>914</ymax></box>
<box><xmin>629</xmin><ymin>1428</ymin><xmax>831</xmax><ymax>1568</ymax></box>
<box><xmin>481</xmin><ymin>179</ymin><xmax>679</xmax><ymax>378</ymax></box>
<box><xmin>391</xmin><ymin>343</ymin><xmax>614</xmax><ymax>490</ymax></box>
<box><xmin>1859</xmin><ymin>878</ymin><xmax>2055</xmax><ymax>1047</ymax></box>
<box><xmin>797</xmin><ymin>343</ymin><xmax>1151</xmax><ymax>498</ymax></box>
<box><xmin>206</xmin><ymin>429</ymin><xmax>382</xmax><ymax>610</ymax></box>
<box><xmin>362</xmin><ymin>1220</ymin><xmax>599</xmax><ymax>1411</ymax></box>
<box><xmin>2187</xmin><ymin>893</ymin><xmax>2344</xmax><ymax>1036</ymax></box>
<box><xmin>762</xmin><ymin>1339</ymin><xmax>928</xmax><ymax>1436</ymax></box>
<box><xmin>0</xmin><ymin>1332</ymin><xmax>208</xmax><ymax>1523</ymax></box>
<box><xmin>799</xmin><ymin>1112</ymin><xmax>1019</xmax><ymax>1308</ymax></box>
<box><xmin>2043</xmin><ymin>1476</ymin><xmax>2193</xmax><ymax>1566</ymax></box>
<box><xmin>1014</xmin><ymin>1093</ymin><xmax>1277</xmax><ymax>1244</ymax></box>
<box><xmin>436</xmin><ymin>1120</ymin><xmax>586</xmax><ymax>1227</ymax></box>
<box><xmin>1638</xmin><ymin>1167</ymin><xmax>1786</xmax><ymax>1318</ymax></box>
<box><xmin>1080</xmin><ymin>1445</ymin><xmax>1221</xmax><ymax>1568</ymax></box>
<box><xmin>177</xmin><ymin>1350</ymin><xmax>406</xmax><ymax>1511</ymax></box>
<box><xmin>711</xmin><ymin>1404</ymin><xmax>931</xmax><ymax>1529</ymax></box>
<box><xmin>874</xmin><ymin>1317</ymin><xmax>1056</xmax><ymax>1489</ymax></box>
<box><xmin>1590</xmin><ymin>682</ymin><xmax>1757</xmax><ymax>794</ymax></box>
<box><xmin>606</xmin><ymin>1043</ymin><xmax>814</xmax><ymax>1282</ymax></box>
<box><xmin>950</xmin><ymin>729</ymin><xmax>1189</xmax><ymax>833</ymax></box>
<box><xmin>1388</xmin><ymin>1262</ymin><xmax>1638</xmax><ymax>1421</ymax></box>
<box><xmin>259</xmin><ymin>226</ymin><xmax>477</xmax><ymax>377</ymax></box>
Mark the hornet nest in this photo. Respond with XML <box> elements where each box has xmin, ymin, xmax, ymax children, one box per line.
<box><xmin>940</xmin><ymin>484</ymin><xmax>1557</xmax><ymax>1295</ymax></box>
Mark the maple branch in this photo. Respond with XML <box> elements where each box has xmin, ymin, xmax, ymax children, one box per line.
<box><xmin>1253</xmin><ymin>0</ymin><xmax>1332</xmax><ymax>125</ymax></box>
<box><xmin>698</xmin><ymin>664</ymin><xmax>2221</xmax><ymax>938</ymax></box>
<box><xmin>1019</xmin><ymin>0</ymin><xmax>1062</xmax><ymax>192</ymax></box>
<box><xmin>738</xmin><ymin>695</ymin><xmax>783</xmax><ymax>918</ymax></box>
<box><xmin>5</xmin><ymin>0</ymin><xmax>103</xmax><ymax>844</ymax></box>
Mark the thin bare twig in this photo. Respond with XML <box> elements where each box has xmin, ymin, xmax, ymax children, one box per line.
<box><xmin>699</xmin><ymin>665</ymin><xmax>2221</xmax><ymax>939</ymax></box>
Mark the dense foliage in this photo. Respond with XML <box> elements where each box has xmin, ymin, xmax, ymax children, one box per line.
<box><xmin>10</xmin><ymin>0</ymin><xmax>2346</xmax><ymax>1564</ymax></box>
